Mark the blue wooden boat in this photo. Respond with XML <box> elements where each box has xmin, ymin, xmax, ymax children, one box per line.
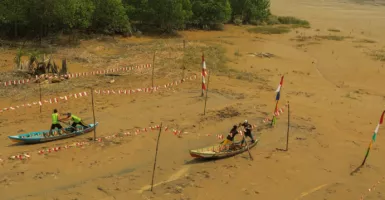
<box><xmin>8</xmin><ymin>122</ymin><xmax>98</xmax><ymax>144</ymax></box>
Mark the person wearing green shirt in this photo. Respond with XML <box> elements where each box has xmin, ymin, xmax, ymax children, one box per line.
<box><xmin>62</xmin><ymin>112</ymin><xmax>88</xmax><ymax>131</ymax></box>
<box><xmin>48</xmin><ymin>109</ymin><xmax>68</xmax><ymax>137</ymax></box>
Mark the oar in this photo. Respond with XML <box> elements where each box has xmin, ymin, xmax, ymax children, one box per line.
<box><xmin>239</xmin><ymin>125</ymin><xmax>253</xmax><ymax>160</ymax></box>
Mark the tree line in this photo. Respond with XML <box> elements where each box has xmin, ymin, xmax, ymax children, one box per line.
<box><xmin>0</xmin><ymin>0</ymin><xmax>271</xmax><ymax>39</ymax></box>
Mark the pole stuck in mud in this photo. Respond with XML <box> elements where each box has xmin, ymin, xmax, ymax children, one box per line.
<box><xmin>91</xmin><ymin>88</ymin><xmax>96</xmax><ymax>141</ymax></box>
<box><xmin>151</xmin><ymin>123</ymin><xmax>163</xmax><ymax>192</ymax></box>
<box><xmin>286</xmin><ymin>101</ymin><xmax>290</xmax><ymax>151</ymax></box>
<box><xmin>39</xmin><ymin>81</ymin><xmax>42</xmax><ymax>113</ymax></box>
<box><xmin>203</xmin><ymin>70</ymin><xmax>211</xmax><ymax>115</ymax></box>
<box><xmin>182</xmin><ymin>40</ymin><xmax>186</xmax><ymax>80</ymax></box>
<box><xmin>151</xmin><ymin>51</ymin><xmax>156</xmax><ymax>88</ymax></box>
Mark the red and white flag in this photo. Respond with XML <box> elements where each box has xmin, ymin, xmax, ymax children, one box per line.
<box><xmin>202</xmin><ymin>53</ymin><xmax>208</xmax><ymax>91</ymax></box>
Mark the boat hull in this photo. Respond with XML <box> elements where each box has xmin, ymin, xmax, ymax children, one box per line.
<box><xmin>8</xmin><ymin>123</ymin><xmax>98</xmax><ymax>144</ymax></box>
<box><xmin>189</xmin><ymin>138</ymin><xmax>259</xmax><ymax>159</ymax></box>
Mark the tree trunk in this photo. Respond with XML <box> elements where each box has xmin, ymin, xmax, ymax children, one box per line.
<box><xmin>60</xmin><ymin>59</ymin><xmax>67</xmax><ymax>75</ymax></box>
<box><xmin>40</xmin><ymin>22</ymin><xmax>43</xmax><ymax>45</ymax></box>
<box><xmin>14</xmin><ymin>21</ymin><xmax>18</xmax><ymax>38</ymax></box>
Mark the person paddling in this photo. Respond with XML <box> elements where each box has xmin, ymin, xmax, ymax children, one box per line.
<box><xmin>240</xmin><ymin>120</ymin><xmax>255</xmax><ymax>146</ymax></box>
<box><xmin>48</xmin><ymin>109</ymin><xmax>68</xmax><ymax>137</ymax></box>
<box><xmin>62</xmin><ymin>113</ymin><xmax>88</xmax><ymax>131</ymax></box>
<box><xmin>221</xmin><ymin>125</ymin><xmax>239</xmax><ymax>150</ymax></box>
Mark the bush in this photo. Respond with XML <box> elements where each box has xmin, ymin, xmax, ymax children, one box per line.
<box><xmin>250</xmin><ymin>19</ymin><xmax>265</xmax><ymax>26</ymax></box>
<box><xmin>277</xmin><ymin>16</ymin><xmax>310</xmax><ymax>27</ymax></box>
<box><xmin>230</xmin><ymin>0</ymin><xmax>270</xmax><ymax>24</ymax></box>
<box><xmin>266</xmin><ymin>15</ymin><xmax>280</xmax><ymax>25</ymax></box>
<box><xmin>211</xmin><ymin>23</ymin><xmax>225</xmax><ymax>30</ymax></box>
<box><xmin>232</xmin><ymin>16</ymin><xmax>243</xmax><ymax>26</ymax></box>
<box><xmin>190</xmin><ymin>0</ymin><xmax>232</xmax><ymax>30</ymax></box>
<box><xmin>248</xmin><ymin>26</ymin><xmax>290</xmax><ymax>34</ymax></box>
<box><xmin>92</xmin><ymin>0</ymin><xmax>132</xmax><ymax>34</ymax></box>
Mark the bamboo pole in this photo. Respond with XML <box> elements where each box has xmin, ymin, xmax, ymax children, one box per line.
<box><xmin>203</xmin><ymin>70</ymin><xmax>211</xmax><ymax>115</ymax></box>
<box><xmin>91</xmin><ymin>88</ymin><xmax>96</xmax><ymax>141</ymax></box>
<box><xmin>182</xmin><ymin>40</ymin><xmax>186</xmax><ymax>80</ymax></box>
<box><xmin>39</xmin><ymin>81</ymin><xmax>42</xmax><ymax>113</ymax></box>
<box><xmin>151</xmin><ymin>123</ymin><xmax>163</xmax><ymax>191</ymax></box>
<box><xmin>151</xmin><ymin>51</ymin><xmax>156</xmax><ymax>88</ymax></box>
<box><xmin>286</xmin><ymin>101</ymin><xmax>290</xmax><ymax>151</ymax></box>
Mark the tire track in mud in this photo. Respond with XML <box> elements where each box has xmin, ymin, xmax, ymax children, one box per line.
<box><xmin>5</xmin><ymin>161</ymin><xmax>151</xmax><ymax>200</ymax></box>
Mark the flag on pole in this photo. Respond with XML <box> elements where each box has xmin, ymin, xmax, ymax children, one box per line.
<box><xmin>372</xmin><ymin>111</ymin><xmax>384</xmax><ymax>142</ymax></box>
<box><xmin>202</xmin><ymin>53</ymin><xmax>207</xmax><ymax>91</ymax></box>
<box><xmin>274</xmin><ymin>75</ymin><xmax>284</xmax><ymax>116</ymax></box>
<box><xmin>275</xmin><ymin>75</ymin><xmax>284</xmax><ymax>92</ymax></box>
<box><xmin>360</xmin><ymin>110</ymin><xmax>385</xmax><ymax>166</ymax></box>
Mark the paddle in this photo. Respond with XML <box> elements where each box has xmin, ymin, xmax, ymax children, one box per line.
<box><xmin>239</xmin><ymin>124</ymin><xmax>253</xmax><ymax>161</ymax></box>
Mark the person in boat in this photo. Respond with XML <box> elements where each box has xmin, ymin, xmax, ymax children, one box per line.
<box><xmin>61</xmin><ymin>112</ymin><xmax>88</xmax><ymax>132</ymax></box>
<box><xmin>48</xmin><ymin>109</ymin><xmax>68</xmax><ymax>137</ymax></box>
<box><xmin>240</xmin><ymin>120</ymin><xmax>255</xmax><ymax>145</ymax></box>
<box><xmin>221</xmin><ymin>125</ymin><xmax>239</xmax><ymax>149</ymax></box>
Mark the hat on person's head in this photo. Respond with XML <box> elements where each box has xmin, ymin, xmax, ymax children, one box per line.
<box><xmin>244</xmin><ymin>120</ymin><xmax>248</xmax><ymax>123</ymax></box>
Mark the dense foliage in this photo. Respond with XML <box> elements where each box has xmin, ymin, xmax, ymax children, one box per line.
<box><xmin>0</xmin><ymin>0</ymin><xmax>271</xmax><ymax>38</ymax></box>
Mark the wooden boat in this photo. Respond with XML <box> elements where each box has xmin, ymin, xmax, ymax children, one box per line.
<box><xmin>8</xmin><ymin>122</ymin><xmax>98</xmax><ymax>144</ymax></box>
<box><xmin>189</xmin><ymin>138</ymin><xmax>259</xmax><ymax>159</ymax></box>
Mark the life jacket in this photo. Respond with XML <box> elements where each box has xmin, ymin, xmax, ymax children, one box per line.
<box><xmin>71</xmin><ymin>115</ymin><xmax>81</xmax><ymax>123</ymax></box>
<box><xmin>52</xmin><ymin>113</ymin><xmax>59</xmax><ymax>124</ymax></box>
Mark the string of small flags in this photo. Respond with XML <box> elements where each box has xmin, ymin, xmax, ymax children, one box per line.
<box><xmin>0</xmin><ymin>64</ymin><xmax>151</xmax><ymax>87</ymax></box>
<box><xmin>7</xmin><ymin>124</ymin><xmax>183</xmax><ymax>161</ymax></box>
<box><xmin>359</xmin><ymin>176</ymin><xmax>385</xmax><ymax>199</ymax></box>
<box><xmin>263</xmin><ymin>103</ymin><xmax>289</xmax><ymax>123</ymax></box>
<box><xmin>0</xmin><ymin>74</ymin><xmax>197</xmax><ymax>114</ymax></box>
<box><xmin>7</xmin><ymin>123</ymin><xmax>257</xmax><ymax>162</ymax></box>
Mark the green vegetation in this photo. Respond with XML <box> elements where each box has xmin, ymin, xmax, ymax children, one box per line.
<box><xmin>327</xmin><ymin>28</ymin><xmax>340</xmax><ymax>32</ymax></box>
<box><xmin>370</xmin><ymin>49</ymin><xmax>385</xmax><ymax>61</ymax></box>
<box><xmin>247</xmin><ymin>15</ymin><xmax>310</xmax><ymax>34</ymax></box>
<box><xmin>354</xmin><ymin>39</ymin><xmax>376</xmax><ymax>43</ymax></box>
<box><xmin>230</xmin><ymin>0</ymin><xmax>271</xmax><ymax>25</ymax></box>
<box><xmin>0</xmin><ymin>0</ymin><xmax>270</xmax><ymax>38</ymax></box>
<box><xmin>276</xmin><ymin>16</ymin><xmax>310</xmax><ymax>28</ymax></box>
<box><xmin>248</xmin><ymin>26</ymin><xmax>291</xmax><ymax>34</ymax></box>
<box><xmin>0</xmin><ymin>0</ymin><xmax>309</xmax><ymax>39</ymax></box>
<box><xmin>265</xmin><ymin>15</ymin><xmax>310</xmax><ymax>28</ymax></box>
<box><xmin>316</xmin><ymin>35</ymin><xmax>348</xmax><ymax>41</ymax></box>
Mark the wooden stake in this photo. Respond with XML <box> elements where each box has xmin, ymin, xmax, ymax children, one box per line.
<box><xmin>182</xmin><ymin>40</ymin><xmax>186</xmax><ymax>80</ymax></box>
<box><xmin>203</xmin><ymin>70</ymin><xmax>211</xmax><ymax>115</ymax></box>
<box><xmin>286</xmin><ymin>101</ymin><xmax>290</xmax><ymax>151</ymax></box>
<box><xmin>91</xmin><ymin>88</ymin><xmax>96</xmax><ymax>141</ymax></box>
<box><xmin>39</xmin><ymin>82</ymin><xmax>42</xmax><ymax>113</ymax></box>
<box><xmin>152</xmin><ymin>51</ymin><xmax>156</xmax><ymax>88</ymax></box>
<box><xmin>151</xmin><ymin>123</ymin><xmax>163</xmax><ymax>192</ymax></box>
